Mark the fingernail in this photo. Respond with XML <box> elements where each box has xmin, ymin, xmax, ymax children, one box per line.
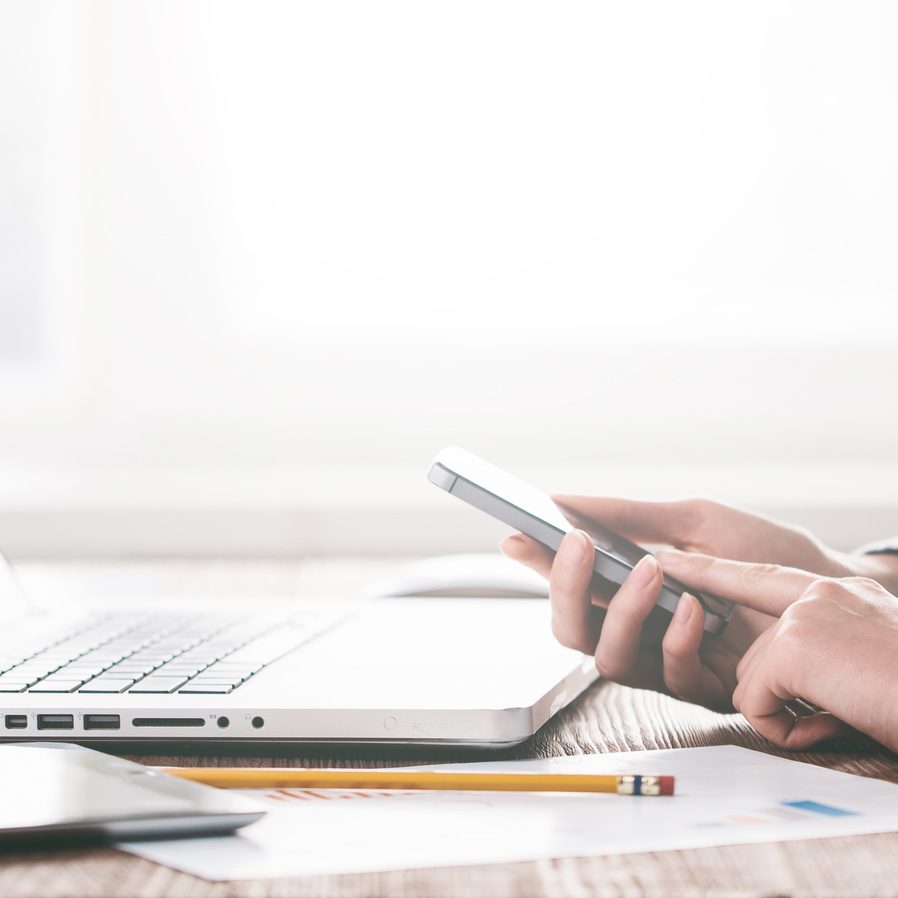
<box><xmin>674</xmin><ymin>592</ymin><xmax>694</xmax><ymax>625</ymax></box>
<box><xmin>630</xmin><ymin>553</ymin><xmax>658</xmax><ymax>588</ymax></box>
<box><xmin>557</xmin><ymin>530</ymin><xmax>588</xmax><ymax>566</ymax></box>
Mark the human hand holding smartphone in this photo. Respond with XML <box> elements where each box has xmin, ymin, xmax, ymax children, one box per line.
<box><xmin>427</xmin><ymin>446</ymin><xmax>734</xmax><ymax>634</ymax></box>
<box><xmin>428</xmin><ymin>446</ymin><xmax>749</xmax><ymax>709</ymax></box>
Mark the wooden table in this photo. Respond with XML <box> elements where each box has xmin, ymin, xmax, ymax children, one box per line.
<box><xmin>4</xmin><ymin>558</ymin><xmax>898</xmax><ymax>898</ymax></box>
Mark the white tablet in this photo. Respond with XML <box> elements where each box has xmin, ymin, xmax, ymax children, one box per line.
<box><xmin>0</xmin><ymin>742</ymin><xmax>263</xmax><ymax>846</ymax></box>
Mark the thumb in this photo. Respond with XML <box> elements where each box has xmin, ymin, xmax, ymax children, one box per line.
<box><xmin>749</xmin><ymin>708</ymin><xmax>850</xmax><ymax>750</ymax></box>
<box><xmin>552</xmin><ymin>495</ymin><xmax>700</xmax><ymax>547</ymax></box>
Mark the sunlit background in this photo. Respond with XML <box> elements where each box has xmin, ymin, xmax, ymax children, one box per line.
<box><xmin>2</xmin><ymin>0</ymin><xmax>897</xmax><ymax>557</ymax></box>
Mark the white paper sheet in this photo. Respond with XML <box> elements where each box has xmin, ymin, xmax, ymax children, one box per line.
<box><xmin>120</xmin><ymin>745</ymin><xmax>898</xmax><ymax>881</ymax></box>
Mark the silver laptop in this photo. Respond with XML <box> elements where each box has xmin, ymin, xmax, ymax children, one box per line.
<box><xmin>0</xmin><ymin>556</ymin><xmax>597</xmax><ymax>747</ymax></box>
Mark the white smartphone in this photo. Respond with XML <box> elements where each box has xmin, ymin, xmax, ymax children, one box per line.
<box><xmin>428</xmin><ymin>446</ymin><xmax>733</xmax><ymax>635</ymax></box>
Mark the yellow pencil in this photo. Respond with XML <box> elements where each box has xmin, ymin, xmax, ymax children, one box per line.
<box><xmin>156</xmin><ymin>767</ymin><xmax>675</xmax><ymax>795</ymax></box>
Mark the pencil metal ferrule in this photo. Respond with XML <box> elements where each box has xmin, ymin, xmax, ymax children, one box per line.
<box><xmin>615</xmin><ymin>775</ymin><xmax>662</xmax><ymax>796</ymax></box>
<box><xmin>617</xmin><ymin>775</ymin><xmax>636</xmax><ymax>795</ymax></box>
<box><xmin>638</xmin><ymin>776</ymin><xmax>662</xmax><ymax>796</ymax></box>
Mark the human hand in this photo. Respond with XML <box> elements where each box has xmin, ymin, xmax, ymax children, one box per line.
<box><xmin>549</xmin><ymin>496</ymin><xmax>859</xmax><ymax>575</ymax></box>
<box><xmin>656</xmin><ymin>550</ymin><xmax>898</xmax><ymax>751</ymax></box>
<box><xmin>500</xmin><ymin>497</ymin><xmax>876</xmax><ymax>710</ymax></box>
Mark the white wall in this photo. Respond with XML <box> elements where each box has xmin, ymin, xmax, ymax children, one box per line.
<box><xmin>1</xmin><ymin>1</ymin><xmax>897</xmax><ymax>554</ymax></box>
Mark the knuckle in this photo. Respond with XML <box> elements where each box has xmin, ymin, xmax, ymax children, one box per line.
<box><xmin>607</xmin><ymin>600</ymin><xmax>645</xmax><ymax>628</ymax></box>
<box><xmin>803</xmin><ymin>577</ymin><xmax>841</xmax><ymax>600</ymax></box>
<box><xmin>681</xmin><ymin>498</ymin><xmax>718</xmax><ymax>526</ymax></box>
<box><xmin>606</xmin><ymin>582</ymin><xmax>654</xmax><ymax>622</ymax></box>
<box><xmin>842</xmin><ymin>575</ymin><xmax>884</xmax><ymax>594</ymax></box>
<box><xmin>693</xmin><ymin>553</ymin><xmax>717</xmax><ymax>571</ymax></box>
<box><xmin>739</xmin><ymin>562</ymin><xmax>781</xmax><ymax>588</ymax></box>
<box><xmin>798</xmin><ymin>575</ymin><xmax>887</xmax><ymax>617</ymax></box>
<box><xmin>808</xmin><ymin>577</ymin><xmax>843</xmax><ymax>596</ymax></box>
<box><xmin>660</xmin><ymin>628</ymin><xmax>688</xmax><ymax>661</ymax></box>
<box><xmin>778</xmin><ymin>600</ymin><xmax>805</xmax><ymax>624</ymax></box>
<box><xmin>773</xmin><ymin>607</ymin><xmax>810</xmax><ymax>646</ymax></box>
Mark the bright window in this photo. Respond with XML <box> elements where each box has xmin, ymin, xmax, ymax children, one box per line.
<box><xmin>1</xmin><ymin>1</ymin><xmax>897</xmax><ymax>554</ymax></box>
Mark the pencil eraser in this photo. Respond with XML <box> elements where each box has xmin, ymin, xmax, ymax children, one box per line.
<box><xmin>659</xmin><ymin>776</ymin><xmax>675</xmax><ymax>796</ymax></box>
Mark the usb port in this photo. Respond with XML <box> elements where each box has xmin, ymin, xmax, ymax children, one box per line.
<box><xmin>36</xmin><ymin>714</ymin><xmax>74</xmax><ymax>730</ymax></box>
<box><xmin>4</xmin><ymin>714</ymin><xmax>27</xmax><ymax>729</ymax></box>
<box><xmin>83</xmin><ymin>714</ymin><xmax>120</xmax><ymax>730</ymax></box>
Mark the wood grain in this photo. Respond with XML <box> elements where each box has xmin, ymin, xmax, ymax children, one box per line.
<box><xmin>3</xmin><ymin>559</ymin><xmax>898</xmax><ymax>898</ymax></box>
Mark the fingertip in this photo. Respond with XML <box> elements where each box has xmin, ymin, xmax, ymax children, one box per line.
<box><xmin>672</xmin><ymin>591</ymin><xmax>697</xmax><ymax>626</ymax></box>
<box><xmin>499</xmin><ymin>533</ymin><xmax>551</xmax><ymax>564</ymax></box>
<box><xmin>660</xmin><ymin>594</ymin><xmax>724</xmax><ymax>707</ymax></box>
<box><xmin>662</xmin><ymin>594</ymin><xmax>704</xmax><ymax>661</ymax></box>
<box><xmin>499</xmin><ymin>534</ymin><xmax>527</xmax><ymax>558</ymax></box>
<box><xmin>500</xmin><ymin>534</ymin><xmax>555</xmax><ymax>575</ymax></box>
<box><xmin>629</xmin><ymin>553</ymin><xmax>660</xmax><ymax>589</ymax></box>
<box><xmin>760</xmin><ymin>712</ymin><xmax>846</xmax><ymax>751</ymax></box>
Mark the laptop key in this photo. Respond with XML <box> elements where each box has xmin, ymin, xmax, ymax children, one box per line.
<box><xmin>131</xmin><ymin>652</ymin><xmax>177</xmax><ymax>663</ymax></box>
<box><xmin>201</xmin><ymin>671</ymin><xmax>250</xmax><ymax>684</ymax></box>
<box><xmin>29</xmin><ymin>679</ymin><xmax>84</xmax><ymax>693</ymax></box>
<box><xmin>173</xmin><ymin>656</ymin><xmax>208</xmax><ymax>666</ymax></box>
<box><xmin>125</xmin><ymin>657</ymin><xmax>165</xmax><ymax>671</ymax></box>
<box><xmin>179</xmin><ymin>683</ymin><xmax>234</xmax><ymax>694</ymax></box>
<box><xmin>0</xmin><ymin>673</ymin><xmax>41</xmax><ymax>687</ymax></box>
<box><xmin>79</xmin><ymin>678</ymin><xmax>135</xmax><ymax>693</ymax></box>
<box><xmin>189</xmin><ymin>677</ymin><xmax>241</xmax><ymax>685</ymax></box>
<box><xmin>0</xmin><ymin>683</ymin><xmax>30</xmax><ymax>692</ymax></box>
<box><xmin>128</xmin><ymin>676</ymin><xmax>190</xmax><ymax>694</ymax></box>
<box><xmin>53</xmin><ymin>666</ymin><xmax>105</xmax><ymax>680</ymax></box>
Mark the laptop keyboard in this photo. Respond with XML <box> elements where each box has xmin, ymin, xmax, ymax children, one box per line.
<box><xmin>0</xmin><ymin>610</ymin><xmax>332</xmax><ymax>695</ymax></box>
